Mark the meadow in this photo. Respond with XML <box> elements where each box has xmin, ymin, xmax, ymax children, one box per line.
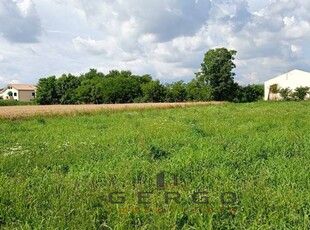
<box><xmin>0</xmin><ymin>102</ymin><xmax>309</xmax><ymax>229</ymax></box>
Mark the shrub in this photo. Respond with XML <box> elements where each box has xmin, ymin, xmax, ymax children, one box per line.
<box><xmin>292</xmin><ymin>86</ymin><xmax>309</xmax><ymax>101</ymax></box>
<box><xmin>269</xmin><ymin>84</ymin><xmax>279</xmax><ymax>94</ymax></box>
<box><xmin>0</xmin><ymin>100</ymin><xmax>37</xmax><ymax>106</ymax></box>
<box><xmin>233</xmin><ymin>84</ymin><xmax>264</xmax><ymax>103</ymax></box>
<box><xmin>268</xmin><ymin>84</ymin><xmax>280</xmax><ymax>100</ymax></box>
<box><xmin>279</xmin><ymin>87</ymin><xmax>292</xmax><ymax>101</ymax></box>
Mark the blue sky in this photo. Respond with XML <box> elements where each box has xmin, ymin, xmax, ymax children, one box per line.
<box><xmin>0</xmin><ymin>0</ymin><xmax>309</xmax><ymax>87</ymax></box>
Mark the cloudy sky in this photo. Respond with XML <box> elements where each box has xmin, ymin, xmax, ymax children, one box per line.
<box><xmin>0</xmin><ymin>0</ymin><xmax>309</xmax><ymax>87</ymax></box>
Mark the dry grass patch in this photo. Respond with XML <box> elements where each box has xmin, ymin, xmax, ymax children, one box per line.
<box><xmin>0</xmin><ymin>102</ymin><xmax>223</xmax><ymax>119</ymax></box>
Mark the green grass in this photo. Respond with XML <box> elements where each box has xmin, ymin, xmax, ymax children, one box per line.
<box><xmin>0</xmin><ymin>102</ymin><xmax>309</xmax><ymax>229</ymax></box>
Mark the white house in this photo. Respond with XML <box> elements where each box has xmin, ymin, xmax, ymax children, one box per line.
<box><xmin>264</xmin><ymin>69</ymin><xmax>310</xmax><ymax>100</ymax></box>
<box><xmin>0</xmin><ymin>84</ymin><xmax>36</xmax><ymax>101</ymax></box>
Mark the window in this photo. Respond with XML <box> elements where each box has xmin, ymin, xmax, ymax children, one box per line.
<box><xmin>32</xmin><ymin>92</ymin><xmax>35</xmax><ymax>97</ymax></box>
<box><xmin>14</xmin><ymin>92</ymin><xmax>17</xmax><ymax>97</ymax></box>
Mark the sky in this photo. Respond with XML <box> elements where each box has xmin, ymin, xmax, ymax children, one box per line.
<box><xmin>0</xmin><ymin>0</ymin><xmax>310</xmax><ymax>88</ymax></box>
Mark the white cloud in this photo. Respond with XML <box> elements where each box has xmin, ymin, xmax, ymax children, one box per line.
<box><xmin>291</xmin><ymin>44</ymin><xmax>301</xmax><ymax>53</ymax></box>
<box><xmin>0</xmin><ymin>0</ymin><xmax>310</xmax><ymax>88</ymax></box>
<box><xmin>138</xmin><ymin>34</ymin><xmax>157</xmax><ymax>44</ymax></box>
<box><xmin>15</xmin><ymin>0</ymin><xmax>34</xmax><ymax>16</ymax></box>
<box><xmin>73</xmin><ymin>36</ymin><xmax>109</xmax><ymax>56</ymax></box>
<box><xmin>73</xmin><ymin>0</ymin><xmax>212</xmax><ymax>42</ymax></box>
<box><xmin>283</xmin><ymin>16</ymin><xmax>310</xmax><ymax>39</ymax></box>
<box><xmin>0</xmin><ymin>0</ymin><xmax>41</xmax><ymax>43</ymax></box>
<box><xmin>0</xmin><ymin>54</ymin><xmax>6</xmax><ymax>62</ymax></box>
<box><xmin>10</xmin><ymin>79</ymin><xmax>21</xmax><ymax>84</ymax></box>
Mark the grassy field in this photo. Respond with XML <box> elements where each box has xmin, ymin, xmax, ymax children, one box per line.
<box><xmin>0</xmin><ymin>102</ymin><xmax>309</xmax><ymax>229</ymax></box>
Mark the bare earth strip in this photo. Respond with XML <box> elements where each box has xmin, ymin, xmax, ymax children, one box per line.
<box><xmin>0</xmin><ymin>102</ymin><xmax>223</xmax><ymax>119</ymax></box>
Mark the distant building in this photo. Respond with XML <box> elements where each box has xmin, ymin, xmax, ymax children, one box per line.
<box><xmin>264</xmin><ymin>69</ymin><xmax>310</xmax><ymax>100</ymax></box>
<box><xmin>0</xmin><ymin>84</ymin><xmax>36</xmax><ymax>101</ymax></box>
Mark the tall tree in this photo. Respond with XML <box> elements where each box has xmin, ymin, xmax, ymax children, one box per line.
<box><xmin>197</xmin><ymin>48</ymin><xmax>238</xmax><ymax>101</ymax></box>
<box><xmin>81</xmin><ymin>68</ymin><xmax>104</xmax><ymax>80</ymax></box>
<box><xmin>101</xmin><ymin>76</ymin><xmax>142</xmax><ymax>103</ymax></box>
<box><xmin>186</xmin><ymin>79</ymin><xmax>212</xmax><ymax>101</ymax></box>
<box><xmin>35</xmin><ymin>76</ymin><xmax>58</xmax><ymax>105</ymax></box>
<box><xmin>141</xmin><ymin>80</ymin><xmax>166</xmax><ymax>102</ymax></box>
<box><xmin>56</xmin><ymin>74</ymin><xmax>81</xmax><ymax>104</ymax></box>
<box><xmin>165</xmin><ymin>81</ymin><xmax>188</xmax><ymax>102</ymax></box>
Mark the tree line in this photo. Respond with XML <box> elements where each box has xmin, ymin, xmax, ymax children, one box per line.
<box><xmin>35</xmin><ymin>48</ymin><xmax>264</xmax><ymax>105</ymax></box>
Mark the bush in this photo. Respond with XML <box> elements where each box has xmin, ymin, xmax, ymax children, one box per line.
<box><xmin>292</xmin><ymin>86</ymin><xmax>309</xmax><ymax>101</ymax></box>
<box><xmin>279</xmin><ymin>87</ymin><xmax>292</xmax><ymax>101</ymax></box>
<box><xmin>269</xmin><ymin>84</ymin><xmax>280</xmax><ymax>94</ymax></box>
<box><xmin>233</xmin><ymin>84</ymin><xmax>264</xmax><ymax>103</ymax></box>
<box><xmin>0</xmin><ymin>100</ymin><xmax>37</xmax><ymax>106</ymax></box>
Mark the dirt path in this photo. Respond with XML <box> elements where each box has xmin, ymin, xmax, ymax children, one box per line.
<box><xmin>0</xmin><ymin>102</ymin><xmax>223</xmax><ymax>119</ymax></box>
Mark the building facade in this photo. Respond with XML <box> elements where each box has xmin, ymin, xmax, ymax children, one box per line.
<box><xmin>0</xmin><ymin>84</ymin><xmax>36</xmax><ymax>101</ymax></box>
<box><xmin>264</xmin><ymin>69</ymin><xmax>310</xmax><ymax>100</ymax></box>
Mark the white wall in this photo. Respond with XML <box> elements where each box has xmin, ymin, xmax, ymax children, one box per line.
<box><xmin>0</xmin><ymin>87</ymin><xmax>19</xmax><ymax>100</ymax></box>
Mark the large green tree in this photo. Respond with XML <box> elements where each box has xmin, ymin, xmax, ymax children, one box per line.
<box><xmin>186</xmin><ymin>79</ymin><xmax>212</xmax><ymax>101</ymax></box>
<box><xmin>56</xmin><ymin>74</ymin><xmax>81</xmax><ymax>104</ymax></box>
<box><xmin>141</xmin><ymin>80</ymin><xmax>166</xmax><ymax>102</ymax></box>
<box><xmin>234</xmin><ymin>84</ymin><xmax>264</xmax><ymax>103</ymax></box>
<box><xmin>197</xmin><ymin>48</ymin><xmax>238</xmax><ymax>101</ymax></box>
<box><xmin>101</xmin><ymin>76</ymin><xmax>142</xmax><ymax>103</ymax></box>
<box><xmin>35</xmin><ymin>76</ymin><xmax>58</xmax><ymax>105</ymax></box>
<box><xmin>165</xmin><ymin>81</ymin><xmax>188</xmax><ymax>102</ymax></box>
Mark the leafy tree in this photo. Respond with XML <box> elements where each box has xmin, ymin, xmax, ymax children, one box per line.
<box><xmin>236</xmin><ymin>84</ymin><xmax>264</xmax><ymax>103</ymax></box>
<box><xmin>165</xmin><ymin>81</ymin><xmax>188</xmax><ymax>102</ymax></box>
<box><xmin>141</xmin><ymin>80</ymin><xmax>166</xmax><ymax>102</ymax></box>
<box><xmin>279</xmin><ymin>87</ymin><xmax>292</xmax><ymax>101</ymax></box>
<box><xmin>89</xmin><ymin>77</ymin><xmax>105</xmax><ymax>104</ymax></box>
<box><xmin>135</xmin><ymin>74</ymin><xmax>152</xmax><ymax>85</ymax></box>
<box><xmin>119</xmin><ymin>70</ymin><xmax>133</xmax><ymax>78</ymax></box>
<box><xmin>75</xmin><ymin>77</ymin><xmax>105</xmax><ymax>104</ymax></box>
<box><xmin>105</xmin><ymin>70</ymin><xmax>121</xmax><ymax>78</ymax></box>
<box><xmin>56</xmin><ymin>74</ymin><xmax>81</xmax><ymax>104</ymax></box>
<box><xmin>196</xmin><ymin>48</ymin><xmax>238</xmax><ymax>101</ymax></box>
<box><xmin>75</xmin><ymin>69</ymin><xmax>150</xmax><ymax>104</ymax></box>
<box><xmin>100</xmin><ymin>76</ymin><xmax>142</xmax><ymax>103</ymax></box>
<box><xmin>81</xmin><ymin>68</ymin><xmax>104</xmax><ymax>80</ymax></box>
<box><xmin>186</xmin><ymin>79</ymin><xmax>212</xmax><ymax>101</ymax></box>
<box><xmin>35</xmin><ymin>76</ymin><xmax>58</xmax><ymax>105</ymax></box>
<box><xmin>75</xmin><ymin>79</ymin><xmax>94</xmax><ymax>104</ymax></box>
<box><xmin>75</xmin><ymin>69</ymin><xmax>105</xmax><ymax>104</ymax></box>
<box><xmin>292</xmin><ymin>86</ymin><xmax>309</xmax><ymax>101</ymax></box>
